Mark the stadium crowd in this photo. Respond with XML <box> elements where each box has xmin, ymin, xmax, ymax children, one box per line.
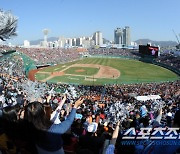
<box><xmin>0</xmin><ymin>48</ymin><xmax>179</xmax><ymax>154</ymax></box>
<box><xmin>88</xmin><ymin>48</ymin><xmax>140</xmax><ymax>59</ymax></box>
<box><xmin>18</xmin><ymin>48</ymin><xmax>81</xmax><ymax>65</ymax></box>
<box><xmin>1</xmin><ymin>45</ymin><xmax>81</xmax><ymax>65</ymax></box>
<box><xmin>157</xmin><ymin>52</ymin><xmax>180</xmax><ymax>71</ymax></box>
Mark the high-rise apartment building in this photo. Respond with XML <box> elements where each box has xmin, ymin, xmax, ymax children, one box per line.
<box><xmin>114</xmin><ymin>28</ymin><xmax>123</xmax><ymax>44</ymax></box>
<box><xmin>67</xmin><ymin>38</ymin><xmax>72</xmax><ymax>47</ymax></box>
<box><xmin>82</xmin><ymin>37</ymin><xmax>92</xmax><ymax>48</ymax></box>
<box><xmin>76</xmin><ymin>37</ymin><xmax>83</xmax><ymax>46</ymax></box>
<box><xmin>72</xmin><ymin>38</ymin><xmax>76</xmax><ymax>46</ymax></box>
<box><xmin>58</xmin><ymin>36</ymin><xmax>66</xmax><ymax>48</ymax></box>
<box><xmin>123</xmin><ymin>26</ymin><xmax>131</xmax><ymax>46</ymax></box>
<box><xmin>114</xmin><ymin>27</ymin><xmax>131</xmax><ymax>46</ymax></box>
<box><xmin>24</xmin><ymin>40</ymin><xmax>30</xmax><ymax>47</ymax></box>
<box><xmin>93</xmin><ymin>31</ymin><xmax>103</xmax><ymax>46</ymax></box>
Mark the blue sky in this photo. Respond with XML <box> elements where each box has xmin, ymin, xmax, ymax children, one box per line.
<box><xmin>0</xmin><ymin>0</ymin><xmax>180</xmax><ymax>44</ymax></box>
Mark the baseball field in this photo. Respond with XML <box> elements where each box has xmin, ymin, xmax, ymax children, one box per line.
<box><xmin>34</xmin><ymin>57</ymin><xmax>179</xmax><ymax>85</ymax></box>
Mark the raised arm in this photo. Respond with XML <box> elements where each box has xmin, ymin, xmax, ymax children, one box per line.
<box><xmin>49</xmin><ymin>97</ymin><xmax>84</xmax><ymax>134</ymax></box>
<box><xmin>110</xmin><ymin>121</ymin><xmax>120</xmax><ymax>145</ymax></box>
<box><xmin>55</xmin><ymin>95</ymin><xmax>67</xmax><ymax>111</ymax></box>
<box><xmin>155</xmin><ymin>108</ymin><xmax>162</xmax><ymax>123</ymax></box>
<box><xmin>105</xmin><ymin>121</ymin><xmax>120</xmax><ymax>154</ymax></box>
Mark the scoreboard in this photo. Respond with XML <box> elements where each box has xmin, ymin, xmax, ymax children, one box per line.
<box><xmin>139</xmin><ymin>44</ymin><xmax>159</xmax><ymax>57</ymax></box>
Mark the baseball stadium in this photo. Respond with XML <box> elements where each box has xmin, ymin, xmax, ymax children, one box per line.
<box><xmin>0</xmin><ymin>46</ymin><xmax>180</xmax><ymax>154</ymax></box>
<box><xmin>1</xmin><ymin>7</ymin><xmax>180</xmax><ymax>154</ymax></box>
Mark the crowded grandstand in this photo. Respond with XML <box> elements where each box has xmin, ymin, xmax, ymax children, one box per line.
<box><xmin>0</xmin><ymin>44</ymin><xmax>179</xmax><ymax>154</ymax></box>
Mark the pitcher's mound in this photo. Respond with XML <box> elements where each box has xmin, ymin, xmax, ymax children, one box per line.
<box><xmin>75</xmin><ymin>69</ymin><xmax>85</xmax><ymax>72</ymax></box>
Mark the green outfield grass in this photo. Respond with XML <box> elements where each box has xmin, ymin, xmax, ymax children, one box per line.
<box><xmin>35</xmin><ymin>57</ymin><xmax>179</xmax><ymax>85</ymax></box>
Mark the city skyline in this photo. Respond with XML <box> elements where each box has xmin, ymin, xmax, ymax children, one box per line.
<box><xmin>0</xmin><ymin>0</ymin><xmax>180</xmax><ymax>45</ymax></box>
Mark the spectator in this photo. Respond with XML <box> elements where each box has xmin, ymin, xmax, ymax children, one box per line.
<box><xmin>24</xmin><ymin>98</ymin><xmax>84</xmax><ymax>154</ymax></box>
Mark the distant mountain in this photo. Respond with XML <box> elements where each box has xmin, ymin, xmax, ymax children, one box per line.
<box><xmin>135</xmin><ymin>39</ymin><xmax>178</xmax><ymax>47</ymax></box>
<box><xmin>30</xmin><ymin>37</ymin><xmax>58</xmax><ymax>45</ymax></box>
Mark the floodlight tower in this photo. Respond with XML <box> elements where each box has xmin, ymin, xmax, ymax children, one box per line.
<box><xmin>43</xmin><ymin>29</ymin><xmax>49</xmax><ymax>42</ymax></box>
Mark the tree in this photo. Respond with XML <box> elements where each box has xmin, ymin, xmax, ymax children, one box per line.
<box><xmin>0</xmin><ymin>10</ymin><xmax>18</xmax><ymax>41</ymax></box>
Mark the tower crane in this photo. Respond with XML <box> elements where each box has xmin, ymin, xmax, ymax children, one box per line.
<box><xmin>172</xmin><ymin>29</ymin><xmax>180</xmax><ymax>49</ymax></box>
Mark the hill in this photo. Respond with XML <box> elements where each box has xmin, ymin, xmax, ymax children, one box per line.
<box><xmin>30</xmin><ymin>37</ymin><xmax>58</xmax><ymax>45</ymax></box>
<box><xmin>135</xmin><ymin>39</ymin><xmax>178</xmax><ymax>47</ymax></box>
